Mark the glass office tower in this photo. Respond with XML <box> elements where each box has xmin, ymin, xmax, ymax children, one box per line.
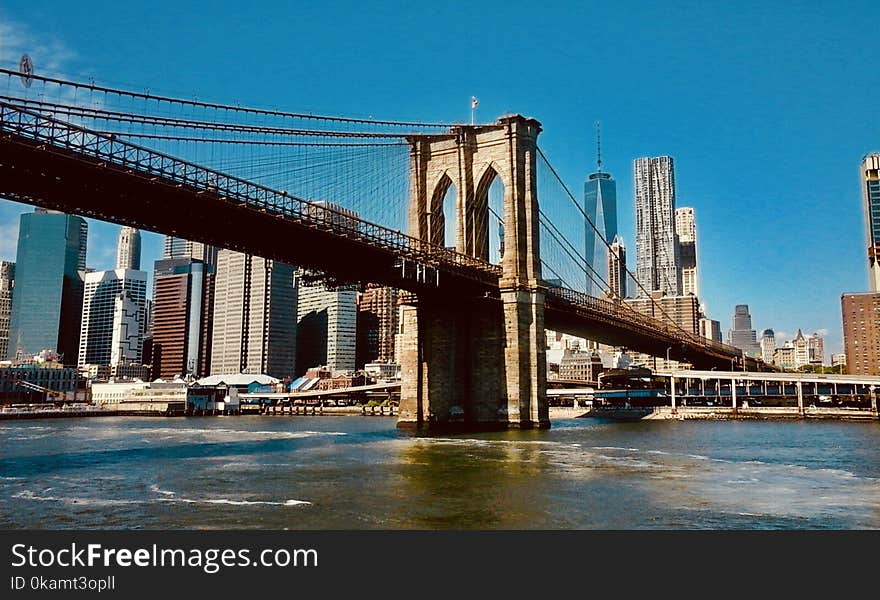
<box><xmin>7</xmin><ymin>209</ymin><xmax>88</xmax><ymax>363</ymax></box>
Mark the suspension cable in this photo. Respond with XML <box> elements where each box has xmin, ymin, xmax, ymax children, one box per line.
<box><xmin>0</xmin><ymin>68</ymin><xmax>455</xmax><ymax>128</ymax></box>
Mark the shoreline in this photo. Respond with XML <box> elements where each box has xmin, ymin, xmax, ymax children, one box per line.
<box><xmin>588</xmin><ymin>405</ymin><xmax>880</xmax><ymax>422</ymax></box>
<box><xmin>3</xmin><ymin>404</ymin><xmax>877</xmax><ymax>423</ymax></box>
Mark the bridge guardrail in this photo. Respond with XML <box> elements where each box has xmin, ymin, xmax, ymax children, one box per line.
<box><xmin>0</xmin><ymin>102</ymin><xmax>500</xmax><ymax>286</ymax></box>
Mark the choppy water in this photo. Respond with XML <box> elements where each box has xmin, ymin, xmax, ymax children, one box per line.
<box><xmin>2</xmin><ymin>415</ymin><xmax>879</xmax><ymax>529</ymax></box>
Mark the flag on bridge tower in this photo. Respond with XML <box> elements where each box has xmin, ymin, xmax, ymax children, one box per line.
<box><xmin>471</xmin><ymin>96</ymin><xmax>479</xmax><ymax>110</ymax></box>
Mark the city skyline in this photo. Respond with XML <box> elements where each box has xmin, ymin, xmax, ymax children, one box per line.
<box><xmin>0</xmin><ymin>1</ymin><xmax>878</xmax><ymax>358</ymax></box>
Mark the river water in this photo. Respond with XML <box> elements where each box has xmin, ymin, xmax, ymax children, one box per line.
<box><xmin>2</xmin><ymin>415</ymin><xmax>879</xmax><ymax>529</ymax></box>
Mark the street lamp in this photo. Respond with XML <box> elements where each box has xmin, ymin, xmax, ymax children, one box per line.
<box><xmin>666</xmin><ymin>346</ymin><xmax>672</xmax><ymax>367</ymax></box>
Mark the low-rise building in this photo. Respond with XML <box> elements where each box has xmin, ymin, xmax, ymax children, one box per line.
<box><xmin>364</xmin><ymin>362</ymin><xmax>400</xmax><ymax>381</ymax></box>
<box><xmin>558</xmin><ymin>350</ymin><xmax>604</xmax><ymax>382</ymax></box>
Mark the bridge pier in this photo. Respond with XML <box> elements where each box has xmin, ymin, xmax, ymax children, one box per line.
<box><xmin>398</xmin><ymin>114</ymin><xmax>548</xmax><ymax>432</ymax></box>
<box><xmin>397</xmin><ymin>299</ymin><xmax>507</xmax><ymax>430</ymax></box>
<box><xmin>398</xmin><ymin>295</ymin><xmax>547</xmax><ymax>431</ymax></box>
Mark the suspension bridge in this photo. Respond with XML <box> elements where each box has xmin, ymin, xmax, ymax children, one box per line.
<box><xmin>0</xmin><ymin>66</ymin><xmax>763</xmax><ymax>431</ymax></box>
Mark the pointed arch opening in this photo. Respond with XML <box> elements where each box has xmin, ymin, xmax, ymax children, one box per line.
<box><xmin>474</xmin><ymin>166</ymin><xmax>505</xmax><ymax>265</ymax></box>
<box><xmin>428</xmin><ymin>173</ymin><xmax>458</xmax><ymax>249</ymax></box>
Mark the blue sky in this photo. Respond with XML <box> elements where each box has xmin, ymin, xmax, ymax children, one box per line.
<box><xmin>0</xmin><ymin>0</ymin><xmax>878</xmax><ymax>357</ymax></box>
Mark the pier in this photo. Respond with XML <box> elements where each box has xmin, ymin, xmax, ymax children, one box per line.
<box><xmin>592</xmin><ymin>369</ymin><xmax>880</xmax><ymax>421</ymax></box>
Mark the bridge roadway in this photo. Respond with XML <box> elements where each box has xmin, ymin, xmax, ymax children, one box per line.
<box><xmin>0</xmin><ymin>101</ymin><xmax>748</xmax><ymax>369</ymax></box>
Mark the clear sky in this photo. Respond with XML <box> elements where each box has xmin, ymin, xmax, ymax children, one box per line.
<box><xmin>0</xmin><ymin>0</ymin><xmax>878</xmax><ymax>358</ymax></box>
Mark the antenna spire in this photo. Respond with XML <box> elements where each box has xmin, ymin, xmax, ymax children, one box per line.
<box><xmin>596</xmin><ymin>121</ymin><xmax>602</xmax><ymax>173</ymax></box>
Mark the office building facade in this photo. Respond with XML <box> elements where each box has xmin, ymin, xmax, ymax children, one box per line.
<box><xmin>297</xmin><ymin>278</ymin><xmax>356</xmax><ymax>375</ymax></box>
<box><xmin>151</xmin><ymin>258</ymin><xmax>213</xmax><ymax>379</ymax></box>
<box><xmin>807</xmin><ymin>332</ymin><xmax>824</xmax><ymax>366</ymax></box>
<box><xmin>607</xmin><ymin>236</ymin><xmax>627</xmax><ymax>299</ymax></box>
<box><xmin>727</xmin><ymin>304</ymin><xmax>761</xmax><ymax>357</ymax></box>
<box><xmin>163</xmin><ymin>236</ymin><xmax>218</xmax><ymax>266</ymax></box>
<box><xmin>584</xmin><ymin>166</ymin><xmax>617</xmax><ymax>296</ymax></box>
<box><xmin>0</xmin><ymin>261</ymin><xmax>13</xmax><ymax>360</ymax></box>
<box><xmin>699</xmin><ymin>317</ymin><xmax>723</xmax><ymax>344</ymax></box>
<box><xmin>115</xmin><ymin>227</ymin><xmax>142</xmax><ymax>271</ymax></box>
<box><xmin>675</xmin><ymin>207</ymin><xmax>698</xmax><ymax>297</ymax></box>
<box><xmin>210</xmin><ymin>251</ymin><xmax>297</xmax><ymax>379</ymax></box>
<box><xmin>78</xmin><ymin>269</ymin><xmax>148</xmax><ymax>367</ymax></box>
<box><xmin>841</xmin><ymin>292</ymin><xmax>880</xmax><ymax>375</ymax></box>
<box><xmin>356</xmin><ymin>285</ymin><xmax>398</xmax><ymax>368</ymax></box>
<box><xmin>7</xmin><ymin>210</ymin><xmax>87</xmax><ymax>364</ymax></box>
<box><xmin>862</xmin><ymin>153</ymin><xmax>880</xmax><ymax>292</ymax></box>
<box><xmin>634</xmin><ymin>156</ymin><xmax>681</xmax><ymax>297</ymax></box>
<box><xmin>625</xmin><ymin>292</ymin><xmax>700</xmax><ymax>370</ymax></box>
<box><xmin>760</xmin><ymin>328</ymin><xmax>776</xmax><ymax>364</ymax></box>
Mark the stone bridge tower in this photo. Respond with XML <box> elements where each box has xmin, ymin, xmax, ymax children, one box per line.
<box><xmin>397</xmin><ymin>115</ymin><xmax>548</xmax><ymax>430</ymax></box>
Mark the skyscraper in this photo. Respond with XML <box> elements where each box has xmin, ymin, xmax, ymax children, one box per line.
<box><xmin>584</xmin><ymin>126</ymin><xmax>617</xmax><ymax>296</ymax></box>
<box><xmin>356</xmin><ymin>285</ymin><xmax>399</xmax><ymax>367</ymax></box>
<box><xmin>297</xmin><ymin>278</ymin><xmax>357</xmax><ymax>375</ymax></box>
<box><xmin>727</xmin><ymin>304</ymin><xmax>760</xmax><ymax>357</ymax></box>
<box><xmin>861</xmin><ymin>153</ymin><xmax>880</xmax><ymax>292</ymax></box>
<box><xmin>606</xmin><ymin>235</ymin><xmax>627</xmax><ymax>299</ymax></box>
<box><xmin>807</xmin><ymin>332</ymin><xmax>824</xmax><ymax>366</ymax></box>
<box><xmin>625</xmin><ymin>292</ymin><xmax>700</xmax><ymax>370</ymax></box>
<box><xmin>699</xmin><ymin>317</ymin><xmax>723</xmax><ymax>344</ymax></box>
<box><xmin>7</xmin><ymin>210</ymin><xmax>87</xmax><ymax>364</ymax></box>
<box><xmin>634</xmin><ymin>156</ymin><xmax>681</xmax><ymax>297</ymax></box>
<box><xmin>760</xmin><ymin>328</ymin><xmax>776</xmax><ymax>364</ymax></box>
<box><xmin>0</xmin><ymin>261</ymin><xmax>14</xmax><ymax>360</ymax></box>
<box><xmin>841</xmin><ymin>292</ymin><xmax>880</xmax><ymax>375</ymax></box>
<box><xmin>210</xmin><ymin>250</ymin><xmax>297</xmax><ymax>379</ymax></box>
<box><xmin>151</xmin><ymin>258</ymin><xmax>212</xmax><ymax>379</ymax></box>
<box><xmin>0</xmin><ymin>260</ymin><xmax>15</xmax><ymax>360</ymax></box>
<box><xmin>78</xmin><ymin>269</ymin><xmax>148</xmax><ymax>367</ymax></box>
<box><xmin>675</xmin><ymin>207</ymin><xmax>699</xmax><ymax>297</ymax></box>
<box><xmin>163</xmin><ymin>236</ymin><xmax>217</xmax><ymax>266</ymax></box>
<box><xmin>115</xmin><ymin>227</ymin><xmax>142</xmax><ymax>271</ymax></box>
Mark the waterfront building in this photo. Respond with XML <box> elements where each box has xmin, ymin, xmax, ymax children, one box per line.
<box><xmin>78</xmin><ymin>269</ymin><xmax>148</xmax><ymax>368</ymax></box>
<box><xmin>808</xmin><ymin>332</ymin><xmax>825</xmax><ymax>366</ymax></box>
<box><xmin>727</xmin><ymin>304</ymin><xmax>761</xmax><ymax>358</ymax></box>
<box><xmin>151</xmin><ymin>258</ymin><xmax>213</xmax><ymax>379</ymax></box>
<box><xmin>675</xmin><ymin>207</ymin><xmax>699</xmax><ymax>297</ymax></box>
<box><xmin>0</xmin><ymin>359</ymin><xmax>79</xmax><ymax>400</ymax></box>
<box><xmin>831</xmin><ymin>352</ymin><xmax>847</xmax><ymax>372</ymax></box>
<box><xmin>356</xmin><ymin>285</ymin><xmax>398</xmax><ymax>367</ymax></box>
<box><xmin>861</xmin><ymin>153</ymin><xmax>880</xmax><ymax>292</ymax></box>
<box><xmin>607</xmin><ymin>236</ymin><xmax>627</xmax><ymax>299</ymax></box>
<box><xmin>115</xmin><ymin>227</ymin><xmax>142</xmax><ymax>271</ymax></box>
<box><xmin>0</xmin><ymin>261</ymin><xmax>13</xmax><ymax>361</ymax></box>
<box><xmin>699</xmin><ymin>317</ymin><xmax>723</xmax><ymax>344</ymax></box>
<box><xmin>841</xmin><ymin>291</ymin><xmax>880</xmax><ymax>375</ymax></box>
<box><xmin>297</xmin><ymin>276</ymin><xmax>356</xmax><ymax>375</ymax></box>
<box><xmin>634</xmin><ymin>156</ymin><xmax>681</xmax><ymax>297</ymax></box>
<box><xmin>584</xmin><ymin>130</ymin><xmax>617</xmax><ymax>296</ymax></box>
<box><xmin>7</xmin><ymin>210</ymin><xmax>87</xmax><ymax>364</ymax></box>
<box><xmin>210</xmin><ymin>251</ymin><xmax>297</xmax><ymax>379</ymax></box>
<box><xmin>760</xmin><ymin>329</ymin><xmax>777</xmax><ymax>364</ymax></box>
